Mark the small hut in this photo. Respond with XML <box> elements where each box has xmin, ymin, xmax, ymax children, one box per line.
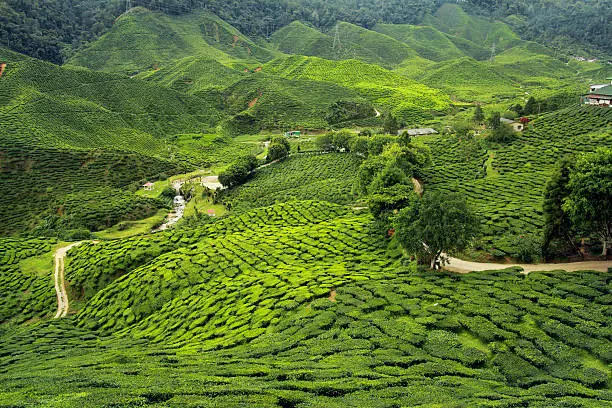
<box><xmin>143</xmin><ymin>182</ymin><xmax>154</xmax><ymax>191</ymax></box>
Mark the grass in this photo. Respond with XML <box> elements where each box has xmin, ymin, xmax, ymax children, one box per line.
<box><xmin>182</xmin><ymin>185</ymin><xmax>228</xmax><ymax>219</ymax></box>
<box><xmin>93</xmin><ymin>209</ymin><xmax>169</xmax><ymax>240</ymax></box>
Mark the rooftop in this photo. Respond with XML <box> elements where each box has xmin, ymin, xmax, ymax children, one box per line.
<box><xmin>399</xmin><ymin>128</ymin><xmax>438</xmax><ymax>136</ymax></box>
<box><xmin>589</xmin><ymin>84</ymin><xmax>612</xmax><ymax>97</ymax></box>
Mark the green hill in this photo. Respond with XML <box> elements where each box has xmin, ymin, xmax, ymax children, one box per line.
<box><xmin>425</xmin><ymin>3</ymin><xmax>522</xmax><ymax>51</ymax></box>
<box><xmin>415</xmin><ymin>57</ymin><xmax>519</xmax><ymax>102</ymax></box>
<box><xmin>264</xmin><ymin>55</ymin><xmax>450</xmax><ymax>122</ymax></box>
<box><xmin>222</xmin><ymin>74</ymin><xmax>368</xmax><ymax>131</ymax></box>
<box><xmin>0</xmin><ymin>47</ymin><xmax>232</xmax><ymax>235</ymax></box>
<box><xmin>269</xmin><ymin>21</ymin><xmax>349</xmax><ymax>60</ymax></box>
<box><xmin>420</xmin><ymin>105</ymin><xmax>612</xmax><ymax>256</ymax></box>
<box><xmin>373</xmin><ymin>24</ymin><xmax>465</xmax><ymax>62</ymax></box>
<box><xmin>269</xmin><ymin>21</ymin><xmax>417</xmax><ymax>68</ymax></box>
<box><xmin>134</xmin><ymin>55</ymin><xmax>248</xmax><ymax>96</ymax></box>
<box><xmin>333</xmin><ymin>22</ymin><xmax>418</xmax><ymax>67</ymax></box>
<box><xmin>493</xmin><ymin>46</ymin><xmax>577</xmax><ymax>85</ymax></box>
<box><xmin>67</xmin><ymin>8</ymin><xmax>275</xmax><ymax>75</ymax></box>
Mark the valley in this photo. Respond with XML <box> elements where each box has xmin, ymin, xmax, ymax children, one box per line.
<box><xmin>0</xmin><ymin>1</ymin><xmax>610</xmax><ymax>406</ymax></box>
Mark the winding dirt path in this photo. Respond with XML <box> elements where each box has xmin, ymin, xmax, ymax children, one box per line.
<box><xmin>53</xmin><ymin>242</ymin><xmax>84</xmax><ymax>318</ymax></box>
<box><xmin>445</xmin><ymin>256</ymin><xmax>611</xmax><ymax>274</ymax></box>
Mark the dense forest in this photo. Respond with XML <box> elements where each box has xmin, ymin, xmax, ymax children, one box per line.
<box><xmin>1</xmin><ymin>0</ymin><xmax>610</xmax><ymax>64</ymax></box>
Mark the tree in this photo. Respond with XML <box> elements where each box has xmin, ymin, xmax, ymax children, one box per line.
<box><xmin>473</xmin><ymin>105</ymin><xmax>484</xmax><ymax>123</ymax></box>
<box><xmin>542</xmin><ymin>158</ymin><xmax>580</xmax><ymax>258</ymax></box>
<box><xmin>487</xmin><ymin>112</ymin><xmax>501</xmax><ymax>130</ymax></box>
<box><xmin>315</xmin><ymin>133</ymin><xmax>333</xmax><ymax>152</ymax></box>
<box><xmin>562</xmin><ymin>148</ymin><xmax>612</xmax><ymax>256</ymax></box>
<box><xmin>524</xmin><ymin>97</ymin><xmax>537</xmax><ymax>115</ymax></box>
<box><xmin>383</xmin><ymin>114</ymin><xmax>399</xmax><ymax>135</ymax></box>
<box><xmin>218</xmin><ymin>154</ymin><xmax>258</xmax><ymax>188</ymax></box>
<box><xmin>267</xmin><ymin>136</ymin><xmax>290</xmax><ymax>162</ymax></box>
<box><xmin>488</xmin><ymin>123</ymin><xmax>515</xmax><ymax>144</ymax></box>
<box><xmin>331</xmin><ymin>129</ymin><xmax>354</xmax><ymax>152</ymax></box>
<box><xmin>394</xmin><ymin>192</ymin><xmax>480</xmax><ymax>269</ymax></box>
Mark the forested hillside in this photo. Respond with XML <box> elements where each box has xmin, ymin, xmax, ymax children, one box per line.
<box><xmin>1</xmin><ymin>0</ymin><xmax>609</xmax><ymax>64</ymax></box>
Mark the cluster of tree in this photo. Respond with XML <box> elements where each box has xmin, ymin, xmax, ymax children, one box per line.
<box><xmin>324</xmin><ymin>100</ymin><xmax>375</xmax><ymax>125</ymax></box>
<box><xmin>353</xmin><ymin>134</ymin><xmax>431</xmax><ymax>220</ymax></box>
<box><xmin>543</xmin><ymin>148</ymin><xmax>611</xmax><ymax>258</ymax></box>
<box><xmin>218</xmin><ymin>154</ymin><xmax>258</xmax><ymax>188</ymax></box>
<box><xmin>266</xmin><ymin>136</ymin><xmax>290</xmax><ymax>162</ymax></box>
<box><xmin>486</xmin><ymin>112</ymin><xmax>516</xmax><ymax>144</ymax></box>
<box><xmin>3</xmin><ymin>0</ymin><xmax>608</xmax><ymax>65</ymax></box>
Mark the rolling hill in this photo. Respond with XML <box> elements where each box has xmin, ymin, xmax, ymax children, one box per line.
<box><xmin>67</xmin><ymin>8</ymin><xmax>276</xmax><ymax>75</ymax></box>
<box><xmin>264</xmin><ymin>55</ymin><xmax>451</xmax><ymax>123</ymax></box>
<box><xmin>269</xmin><ymin>21</ymin><xmax>418</xmax><ymax>68</ymax></box>
<box><xmin>0</xmin><ymin>46</ymin><xmax>228</xmax><ymax>236</ymax></box>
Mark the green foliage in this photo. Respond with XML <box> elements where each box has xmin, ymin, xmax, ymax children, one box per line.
<box><xmin>218</xmin><ymin>154</ymin><xmax>258</xmax><ymax>188</ymax></box>
<box><xmin>383</xmin><ymin>114</ymin><xmax>399</xmax><ymax>135</ymax></box>
<box><xmin>422</xmin><ymin>105</ymin><xmax>612</xmax><ymax>255</ymax></box>
<box><xmin>394</xmin><ymin>191</ymin><xmax>480</xmax><ymax>267</ymax></box>
<box><xmin>562</xmin><ymin>148</ymin><xmax>612</xmax><ymax>255</ymax></box>
<box><xmin>543</xmin><ymin>158</ymin><xmax>578</xmax><ymax>258</ymax></box>
<box><xmin>473</xmin><ymin>105</ymin><xmax>484</xmax><ymax>123</ymax></box>
<box><xmin>267</xmin><ymin>137</ymin><xmax>290</xmax><ymax>162</ymax></box>
<box><xmin>488</xmin><ymin>111</ymin><xmax>501</xmax><ymax>130</ymax></box>
<box><xmin>222</xmin><ymin>154</ymin><xmax>361</xmax><ymax>212</ymax></box>
<box><xmin>489</xmin><ymin>123</ymin><xmax>516</xmax><ymax>144</ymax></box>
<box><xmin>325</xmin><ymin>100</ymin><xmax>375</xmax><ymax>125</ymax></box>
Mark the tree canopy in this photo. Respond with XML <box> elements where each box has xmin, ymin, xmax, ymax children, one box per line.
<box><xmin>562</xmin><ymin>148</ymin><xmax>612</xmax><ymax>256</ymax></box>
<box><xmin>3</xmin><ymin>0</ymin><xmax>608</xmax><ymax>64</ymax></box>
<box><xmin>394</xmin><ymin>192</ymin><xmax>481</xmax><ymax>269</ymax></box>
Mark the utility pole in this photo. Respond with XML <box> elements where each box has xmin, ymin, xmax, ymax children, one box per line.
<box><xmin>332</xmin><ymin>24</ymin><xmax>342</xmax><ymax>53</ymax></box>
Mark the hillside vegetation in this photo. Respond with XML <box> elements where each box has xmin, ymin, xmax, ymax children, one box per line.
<box><xmin>67</xmin><ymin>9</ymin><xmax>276</xmax><ymax>75</ymax></box>
<box><xmin>0</xmin><ymin>202</ymin><xmax>610</xmax><ymax>405</ymax></box>
<box><xmin>421</xmin><ymin>106</ymin><xmax>612</xmax><ymax>257</ymax></box>
<box><xmin>0</xmin><ymin>2</ymin><xmax>611</xmax><ymax>406</ymax></box>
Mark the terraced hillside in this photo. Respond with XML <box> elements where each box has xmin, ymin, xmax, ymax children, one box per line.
<box><xmin>223</xmin><ymin>75</ymin><xmax>369</xmax><ymax>131</ymax></box>
<box><xmin>0</xmin><ymin>238</ymin><xmax>58</xmax><ymax>324</ymax></box>
<box><xmin>264</xmin><ymin>55</ymin><xmax>450</xmax><ymax>123</ymax></box>
<box><xmin>221</xmin><ymin>154</ymin><xmax>362</xmax><ymax>212</ymax></box>
<box><xmin>0</xmin><ymin>201</ymin><xmax>610</xmax><ymax>406</ymax></box>
<box><xmin>425</xmin><ymin>3</ymin><xmax>522</xmax><ymax>51</ymax></box>
<box><xmin>0</xmin><ymin>47</ymin><xmax>229</xmax><ymax>235</ymax></box>
<box><xmin>421</xmin><ymin>106</ymin><xmax>612</xmax><ymax>256</ymax></box>
<box><xmin>68</xmin><ymin>8</ymin><xmax>276</xmax><ymax>75</ymax></box>
<box><xmin>373</xmin><ymin>23</ymin><xmax>468</xmax><ymax>62</ymax></box>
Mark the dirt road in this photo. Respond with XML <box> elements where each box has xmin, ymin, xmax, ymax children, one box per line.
<box><xmin>446</xmin><ymin>256</ymin><xmax>611</xmax><ymax>274</ymax></box>
<box><xmin>53</xmin><ymin>242</ymin><xmax>83</xmax><ymax>318</ymax></box>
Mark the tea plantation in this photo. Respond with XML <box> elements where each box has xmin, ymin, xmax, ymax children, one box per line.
<box><xmin>0</xmin><ymin>201</ymin><xmax>610</xmax><ymax>406</ymax></box>
<box><xmin>1</xmin><ymin>2</ymin><xmax>611</xmax><ymax>406</ymax></box>
<box><xmin>221</xmin><ymin>154</ymin><xmax>362</xmax><ymax>212</ymax></box>
<box><xmin>421</xmin><ymin>106</ymin><xmax>612</xmax><ymax>255</ymax></box>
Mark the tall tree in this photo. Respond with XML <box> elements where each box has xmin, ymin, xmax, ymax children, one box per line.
<box><xmin>563</xmin><ymin>148</ymin><xmax>612</xmax><ymax>256</ymax></box>
<box><xmin>473</xmin><ymin>105</ymin><xmax>484</xmax><ymax>123</ymax></box>
<box><xmin>542</xmin><ymin>158</ymin><xmax>580</xmax><ymax>258</ymax></box>
<box><xmin>383</xmin><ymin>114</ymin><xmax>399</xmax><ymax>135</ymax></box>
<box><xmin>394</xmin><ymin>192</ymin><xmax>480</xmax><ymax>269</ymax></box>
